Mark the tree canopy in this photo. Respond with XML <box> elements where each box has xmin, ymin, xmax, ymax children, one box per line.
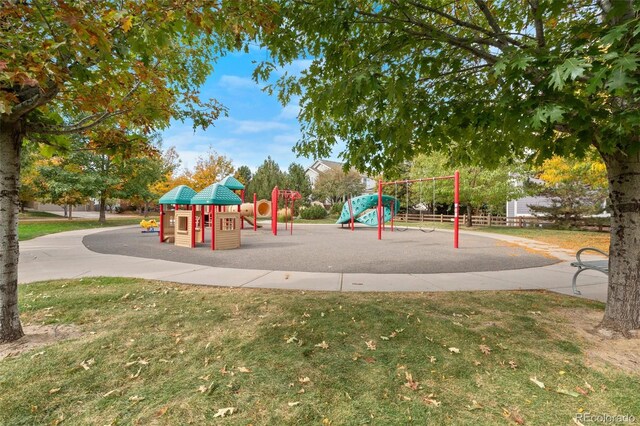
<box><xmin>0</xmin><ymin>1</ymin><xmax>272</xmax><ymax>342</ymax></box>
<box><xmin>255</xmin><ymin>1</ymin><xmax>640</xmax><ymax>332</ymax></box>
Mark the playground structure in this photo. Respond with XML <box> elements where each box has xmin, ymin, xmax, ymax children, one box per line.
<box><xmin>377</xmin><ymin>171</ymin><xmax>460</xmax><ymax>248</ymax></box>
<box><xmin>158</xmin><ymin>185</ymin><xmax>197</xmax><ymax>243</ymax></box>
<box><xmin>336</xmin><ymin>194</ymin><xmax>400</xmax><ymax>229</ymax></box>
<box><xmin>271</xmin><ymin>186</ymin><xmax>302</xmax><ymax>236</ymax></box>
<box><xmin>157</xmin><ymin>177</ymin><xmax>300</xmax><ymax>250</ymax></box>
<box><xmin>140</xmin><ymin>219</ymin><xmax>159</xmax><ymax>233</ymax></box>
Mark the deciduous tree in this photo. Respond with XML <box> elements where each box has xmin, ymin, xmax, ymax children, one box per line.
<box><xmin>0</xmin><ymin>1</ymin><xmax>268</xmax><ymax>342</ymax></box>
<box><xmin>257</xmin><ymin>1</ymin><xmax>640</xmax><ymax>333</ymax></box>
<box><xmin>312</xmin><ymin>168</ymin><xmax>365</xmax><ymax>205</ymax></box>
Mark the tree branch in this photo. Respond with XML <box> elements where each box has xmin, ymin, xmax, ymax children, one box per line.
<box><xmin>6</xmin><ymin>81</ymin><xmax>59</xmax><ymax>122</ymax></box>
<box><xmin>527</xmin><ymin>0</ymin><xmax>545</xmax><ymax>47</ymax></box>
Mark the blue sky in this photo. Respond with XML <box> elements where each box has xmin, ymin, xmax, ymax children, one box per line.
<box><xmin>161</xmin><ymin>47</ymin><xmax>339</xmax><ymax>173</ymax></box>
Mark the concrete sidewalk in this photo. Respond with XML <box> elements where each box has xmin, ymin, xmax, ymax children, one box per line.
<box><xmin>18</xmin><ymin>227</ymin><xmax>609</xmax><ymax>302</ymax></box>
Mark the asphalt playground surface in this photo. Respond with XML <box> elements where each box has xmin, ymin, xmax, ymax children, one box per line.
<box><xmin>82</xmin><ymin>224</ymin><xmax>558</xmax><ymax>274</ymax></box>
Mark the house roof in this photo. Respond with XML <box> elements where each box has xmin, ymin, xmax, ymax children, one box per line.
<box><xmin>219</xmin><ymin>175</ymin><xmax>245</xmax><ymax>190</ymax></box>
<box><xmin>158</xmin><ymin>185</ymin><xmax>197</xmax><ymax>205</ymax></box>
<box><xmin>306</xmin><ymin>159</ymin><xmax>344</xmax><ymax>175</ymax></box>
<box><xmin>190</xmin><ymin>183</ymin><xmax>243</xmax><ymax>205</ymax></box>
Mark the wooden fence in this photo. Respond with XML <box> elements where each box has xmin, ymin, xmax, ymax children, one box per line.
<box><xmin>393</xmin><ymin>213</ymin><xmax>610</xmax><ymax>231</ymax></box>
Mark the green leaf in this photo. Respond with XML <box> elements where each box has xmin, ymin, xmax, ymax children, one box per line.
<box><xmin>548</xmin><ymin>67</ymin><xmax>564</xmax><ymax>90</ymax></box>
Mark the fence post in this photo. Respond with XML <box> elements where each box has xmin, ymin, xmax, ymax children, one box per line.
<box><xmin>518</xmin><ymin>217</ymin><xmax>523</xmax><ymax>228</ymax></box>
<box><xmin>488</xmin><ymin>214</ymin><xmax>492</xmax><ymax>227</ymax></box>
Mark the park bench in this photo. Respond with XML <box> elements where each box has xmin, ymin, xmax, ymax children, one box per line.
<box><xmin>570</xmin><ymin>247</ymin><xmax>609</xmax><ymax>295</ymax></box>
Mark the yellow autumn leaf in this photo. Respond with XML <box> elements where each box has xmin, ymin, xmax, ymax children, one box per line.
<box><xmin>122</xmin><ymin>16</ymin><xmax>133</xmax><ymax>32</ymax></box>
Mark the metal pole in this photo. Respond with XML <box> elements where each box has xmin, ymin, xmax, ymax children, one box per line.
<box><xmin>253</xmin><ymin>193</ymin><xmax>257</xmax><ymax>232</ymax></box>
<box><xmin>377</xmin><ymin>179</ymin><xmax>383</xmax><ymax>240</ymax></box>
<box><xmin>190</xmin><ymin>205</ymin><xmax>196</xmax><ymax>248</ymax></box>
<box><xmin>210</xmin><ymin>205</ymin><xmax>215</xmax><ymax>251</ymax></box>
<box><xmin>159</xmin><ymin>204</ymin><xmax>164</xmax><ymax>243</ymax></box>
<box><xmin>272</xmin><ymin>186</ymin><xmax>278</xmax><ymax>236</ymax></box>
<box><xmin>200</xmin><ymin>206</ymin><xmax>205</xmax><ymax>243</ymax></box>
<box><xmin>454</xmin><ymin>170</ymin><xmax>460</xmax><ymax>249</ymax></box>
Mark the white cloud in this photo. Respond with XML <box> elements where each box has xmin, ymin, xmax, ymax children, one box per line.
<box><xmin>230</xmin><ymin>119</ymin><xmax>290</xmax><ymax>134</ymax></box>
<box><xmin>219</xmin><ymin>75</ymin><xmax>260</xmax><ymax>90</ymax></box>
<box><xmin>278</xmin><ymin>103</ymin><xmax>300</xmax><ymax>120</ymax></box>
<box><xmin>273</xmin><ymin>133</ymin><xmax>300</xmax><ymax>145</ymax></box>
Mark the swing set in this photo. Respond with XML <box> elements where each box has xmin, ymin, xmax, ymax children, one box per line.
<box><xmin>377</xmin><ymin>171</ymin><xmax>460</xmax><ymax>248</ymax></box>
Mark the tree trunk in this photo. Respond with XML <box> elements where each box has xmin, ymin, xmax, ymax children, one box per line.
<box><xmin>68</xmin><ymin>204</ymin><xmax>73</xmax><ymax>220</ymax></box>
<box><xmin>63</xmin><ymin>204</ymin><xmax>68</xmax><ymax>217</ymax></box>
<box><xmin>144</xmin><ymin>201</ymin><xmax>150</xmax><ymax>217</ymax></box>
<box><xmin>0</xmin><ymin>120</ymin><xmax>25</xmax><ymax>343</ymax></box>
<box><xmin>601</xmin><ymin>151</ymin><xmax>640</xmax><ymax>333</ymax></box>
<box><xmin>99</xmin><ymin>195</ymin><xmax>107</xmax><ymax>223</ymax></box>
<box><xmin>466</xmin><ymin>205</ymin><xmax>474</xmax><ymax>227</ymax></box>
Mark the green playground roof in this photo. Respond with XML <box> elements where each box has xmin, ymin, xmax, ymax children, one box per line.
<box><xmin>190</xmin><ymin>183</ymin><xmax>242</xmax><ymax>205</ymax></box>
<box><xmin>219</xmin><ymin>175</ymin><xmax>245</xmax><ymax>190</ymax></box>
<box><xmin>158</xmin><ymin>185</ymin><xmax>197</xmax><ymax>205</ymax></box>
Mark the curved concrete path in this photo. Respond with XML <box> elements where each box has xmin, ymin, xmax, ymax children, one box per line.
<box><xmin>18</xmin><ymin>226</ymin><xmax>609</xmax><ymax>302</ymax></box>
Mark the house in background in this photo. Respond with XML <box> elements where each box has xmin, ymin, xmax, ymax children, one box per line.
<box><xmin>305</xmin><ymin>159</ymin><xmax>377</xmax><ymax>192</ymax></box>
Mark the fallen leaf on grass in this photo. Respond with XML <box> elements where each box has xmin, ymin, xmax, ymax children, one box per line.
<box><xmin>509</xmin><ymin>360</ymin><xmax>518</xmax><ymax>370</ymax></box>
<box><xmin>576</xmin><ymin>386</ymin><xmax>589</xmax><ymax>396</ymax></box>
<box><xmin>429</xmin><ymin>356</ymin><xmax>437</xmax><ymax>363</ymax></box>
<box><xmin>155</xmin><ymin>406</ymin><xmax>169</xmax><ymax>417</ymax></box>
<box><xmin>315</xmin><ymin>341</ymin><xmax>329</xmax><ymax>350</ymax></box>
<box><xmin>422</xmin><ymin>394</ymin><xmax>441</xmax><ymax>407</ymax></box>
<box><xmin>129</xmin><ymin>395</ymin><xmax>145</xmax><ymax>402</ymax></box>
<box><xmin>49</xmin><ymin>388</ymin><xmax>61</xmax><ymax>395</ymax></box>
<box><xmin>298</xmin><ymin>377</ymin><xmax>311</xmax><ymax>384</ymax></box>
<box><xmin>286</xmin><ymin>335</ymin><xmax>298</xmax><ymax>344</ymax></box>
<box><xmin>213</xmin><ymin>407</ymin><xmax>236</xmax><ymax>418</ymax></box>
<box><xmin>448</xmin><ymin>347</ymin><xmax>460</xmax><ymax>354</ymax></box>
<box><xmin>466</xmin><ymin>400</ymin><xmax>483</xmax><ymax>411</ymax></box>
<box><xmin>237</xmin><ymin>366</ymin><xmax>252</xmax><ymax>373</ymax></box>
<box><xmin>556</xmin><ymin>387</ymin><xmax>580</xmax><ymax>397</ymax></box>
<box><xmin>103</xmin><ymin>390</ymin><xmax>118</xmax><ymax>398</ymax></box>
<box><xmin>404</xmin><ymin>372</ymin><xmax>419</xmax><ymax>390</ymax></box>
<box><xmin>288</xmin><ymin>401</ymin><xmax>300</xmax><ymax>407</ymax></box>
<box><xmin>365</xmin><ymin>340</ymin><xmax>376</xmax><ymax>351</ymax></box>
<box><xmin>197</xmin><ymin>385</ymin><xmax>208</xmax><ymax>393</ymax></box>
<box><xmin>502</xmin><ymin>408</ymin><xmax>525</xmax><ymax>425</ymax></box>
<box><xmin>529</xmin><ymin>377</ymin><xmax>545</xmax><ymax>389</ymax></box>
<box><xmin>584</xmin><ymin>381</ymin><xmax>595</xmax><ymax>392</ymax></box>
<box><xmin>380</xmin><ymin>336</ymin><xmax>390</xmax><ymax>341</ymax></box>
<box><xmin>479</xmin><ymin>344</ymin><xmax>491</xmax><ymax>355</ymax></box>
<box><xmin>80</xmin><ymin>359</ymin><xmax>95</xmax><ymax>370</ymax></box>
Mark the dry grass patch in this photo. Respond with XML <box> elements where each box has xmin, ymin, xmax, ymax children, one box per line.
<box><xmin>1</xmin><ymin>279</ymin><xmax>638</xmax><ymax>425</ymax></box>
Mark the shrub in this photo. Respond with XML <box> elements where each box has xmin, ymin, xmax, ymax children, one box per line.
<box><xmin>277</xmin><ymin>208</ymin><xmax>292</xmax><ymax>222</ymax></box>
<box><xmin>330</xmin><ymin>202</ymin><xmax>344</xmax><ymax>216</ymax></box>
<box><xmin>300</xmin><ymin>205</ymin><xmax>328</xmax><ymax>220</ymax></box>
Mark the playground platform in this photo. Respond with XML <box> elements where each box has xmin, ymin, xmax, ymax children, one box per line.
<box><xmin>18</xmin><ymin>225</ymin><xmax>608</xmax><ymax>302</ymax></box>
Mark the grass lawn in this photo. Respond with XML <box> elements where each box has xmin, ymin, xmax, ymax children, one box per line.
<box><xmin>1</xmin><ymin>278</ymin><xmax>638</xmax><ymax>425</ymax></box>
<box><xmin>17</xmin><ymin>211</ymin><xmax>64</xmax><ymax>220</ymax></box>
<box><xmin>472</xmin><ymin>227</ymin><xmax>610</xmax><ymax>253</ymax></box>
<box><xmin>18</xmin><ymin>218</ymin><xmax>155</xmax><ymax>241</ymax></box>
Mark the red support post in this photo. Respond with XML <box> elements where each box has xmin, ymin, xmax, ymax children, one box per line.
<box><xmin>159</xmin><ymin>204</ymin><xmax>164</xmax><ymax>243</ymax></box>
<box><xmin>271</xmin><ymin>186</ymin><xmax>278</xmax><ymax>236</ymax></box>
<box><xmin>200</xmin><ymin>206</ymin><xmax>205</xmax><ymax>243</ymax></box>
<box><xmin>210</xmin><ymin>205</ymin><xmax>216</xmax><ymax>251</ymax></box>
<box><xmin>253</xmin><ymin>193</ymin><xmax>257</xmax><ymax>232</ymax></box>
<box><xmin>454</xmin><ymin>170</ymin><xmax>460</xmax><ymax>249</ymax></box>
<box><xmin>290</xmin><ymin>199</ymin><xmax>294</xmax><ymax>235</ymax></box>
<box><xmin>190</xmin><ymin>205</ymin><xmax>196</xmax><ymax>248</ymax></box>
<box><xmin>377</xmin><ymin>179</ymin><xmax>383</xmax><ymax>240</ymax></box>
<box><xmin>348</xmin><ymin>198</ymin><xmax>355</xmax><ymax>231</ymax></box>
